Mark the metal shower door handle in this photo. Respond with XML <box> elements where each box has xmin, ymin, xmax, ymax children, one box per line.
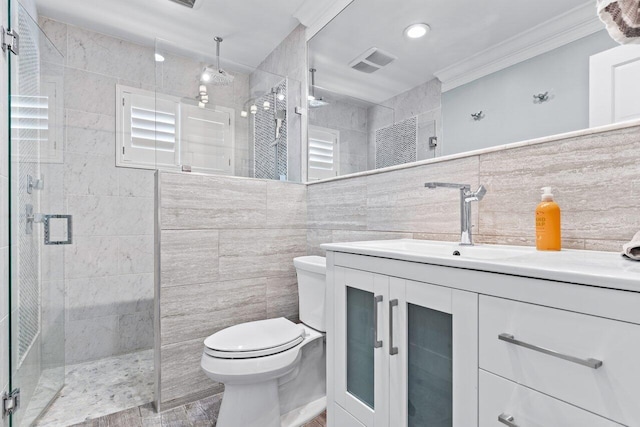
<box><xmin>26</xmin><ymin>205</ymin><xmax>73</xmax><ymax>245</ymax></box>
<box><xmin>43</xmin><ymin>214</ymin><xmax>73</xmax><ymax>245</ymax></box>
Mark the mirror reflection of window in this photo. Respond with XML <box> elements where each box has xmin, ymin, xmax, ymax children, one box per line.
<box><xmin>308</xmin><ymin>126</ymin><xmax>339</xmax><ymax>181</ymax></box>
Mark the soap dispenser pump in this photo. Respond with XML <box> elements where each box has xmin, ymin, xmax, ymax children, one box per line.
<box><xmin>535</xmin><ymin>187</ymin><xmax>561</xmax><ymax>251</ymax></box>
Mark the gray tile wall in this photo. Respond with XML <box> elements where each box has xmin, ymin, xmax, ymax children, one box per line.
<box><xmin>157</xmin><ymin>171</ymin><xmax>307</xmax><ymax>409</ymax></box>
<box><xmin>308</xmin><ymin>124</ymin><xmax>640</xmax><ymax>254</ymax></box>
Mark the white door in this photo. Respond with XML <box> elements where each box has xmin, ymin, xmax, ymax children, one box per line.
<box><xmin>335</xmin><ymin>267</ymin><xmax>389</xmax><ymax>426</ymax></box>
<box><xmin>389</xmin><ymin>280</ymin><xmax>478</xmax><ymax>426</ymax></box>
<box><xmin>589</xmin><ymin>44</ymin><xmax>640</xmax><ymax>127</ymax></box>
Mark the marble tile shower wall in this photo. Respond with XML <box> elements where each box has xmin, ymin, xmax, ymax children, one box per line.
<box><xmin>253</xmin><ymin>25</ymin><xmax>307</xmax><ymax>182</ymax></box>
<box><xmin>38</xmin><ymin>16</ymin><xmax>157</xmax><ymax>364</ymax></box>
<box><xmin>367</xmin><ymin>78</ymin><xmax>443</xmax><ymax>166</ymax></box>
<box><xmin>1</xmin><ymin>0</ymin><xmax>10</xmax><ymax>424</ymax></box>
<box><xmin>157</xmin><ymin>171</ymin><xmax>307</xmax><ymax>409</ymax></box>
<box><xmin>308</xmin><ymin>124</ymin><xmax>640</xmax><ymax>254</ymax></box>
<box><xmin>309</xmin><ymin>99</ymin><xmax>369</xmax><ymax>175</ymax></box>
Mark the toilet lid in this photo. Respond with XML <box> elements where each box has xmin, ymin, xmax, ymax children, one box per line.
<box><xmin>204</xmin><ymin>318</ymin><xmax>305</xmax><ymax>358</ymax></box>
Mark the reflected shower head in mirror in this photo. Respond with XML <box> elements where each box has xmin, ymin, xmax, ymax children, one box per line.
<box><xmin>308</xmin><ymin>68</ymin><xmax>330</xmax><ymax>108</ymax></box>
<box><xmin>201</xmin><ymin>36</ymin><xmax>234</xmax><ymax>85</ymax></box>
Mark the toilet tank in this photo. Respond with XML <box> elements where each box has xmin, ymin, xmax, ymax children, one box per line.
<box><xmin>293</xmin><ymin>256</ymin><xmax>326</xmax><ymax>332</ymax></box>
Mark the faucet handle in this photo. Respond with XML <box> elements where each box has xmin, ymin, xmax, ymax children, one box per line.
<box><xmin>465</xmin><ymin>184</ymin><xmax>487</xmax><ymax>202</ymax></box>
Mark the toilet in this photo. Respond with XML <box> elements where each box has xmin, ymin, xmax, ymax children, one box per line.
<box><xmin>201</xmin><ymin>256</ymin><xmax>327</xmax><ymax>427</ymax></box>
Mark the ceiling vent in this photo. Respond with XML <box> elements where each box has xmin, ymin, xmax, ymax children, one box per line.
<box><xmin>169</xmin><ymin>0</ymin><xmax>197</xmax><ymax>8</ymax></box>
<box><xmin>349</xmin><ymin>47</ymin><xmax>397</xmax><ymax>74</ymax></box>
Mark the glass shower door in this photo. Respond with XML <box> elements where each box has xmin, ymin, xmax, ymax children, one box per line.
<box><xmin>8</xmin><ymin>2</ymin><xmax>67</xmax><ymax>425</ymax></box>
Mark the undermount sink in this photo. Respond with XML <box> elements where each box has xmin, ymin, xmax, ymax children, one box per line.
<box><xmin>341</xmin><ymin>239</ymin><xmax>534</xmax><ymax>260</ymax></box>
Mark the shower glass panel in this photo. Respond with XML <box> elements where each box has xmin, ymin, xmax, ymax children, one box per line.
<box><xmin>8</xmin><ymin>2</ymin><xmax>66</xmax><ymax>425</ymax></box>
<box><xmin>149</xmin><ymin>39</ymin><xmax>303</xmax><ymax>181</ymax></box>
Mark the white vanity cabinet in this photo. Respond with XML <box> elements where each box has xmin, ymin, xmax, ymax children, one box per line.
<box><xmin>324</xmin><ymin>242</ymin><xmax>640</xmax><ymax>427</ymax></box>
<box><xmin>332</xmin><ymin>267</ymin><xmax>477</xmax><ymax>426</ymax></box>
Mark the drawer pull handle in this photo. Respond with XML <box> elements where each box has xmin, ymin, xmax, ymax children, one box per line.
<box><xmin>498</xmin><ymin>333</ymin><xmax>603</xmax><ymax>369</ymax></box>
<box><xmin>389</xmin><ymin>299</ymin><xmax>398</xmax><ymax>355</ymax></box>
<box><xmin>498</xmin><ymin>413</ymin><xmax>518</xmax><ymax>427</ymax></box>
<box><xmin>374</xmin><ymin>295</ymin><xmax>383</xmax><ymax>349</ymax></box>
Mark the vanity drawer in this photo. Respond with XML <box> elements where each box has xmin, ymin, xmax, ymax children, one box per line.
<box><xmin>479</xmin><ymin>295</ymin><xmax>640</xmax><ymax>426</ymax></box>
<box><xmin>479</xmin><ymin>370</ymin><xmax>621</xmax><ymax>427</ymax></box>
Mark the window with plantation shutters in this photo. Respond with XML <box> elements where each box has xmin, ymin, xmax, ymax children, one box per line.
<box><xmin>118</xmin><ymin>87</ymin><xmax>180</xmax><ymax>168</ymax></box>
<box><xmin>308</xmin><ymin>126</ymin><xmax>339</xmax><ymax>181</ymax></box>
<box><xmin>116</xmin><ymin>85</ymin><xmax>235</xmax><ymax>173</ymax></box>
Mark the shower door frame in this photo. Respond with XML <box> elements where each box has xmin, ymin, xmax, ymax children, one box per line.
<box><xmin>6</xmin><ymin>0</ymin><xmax>68</xmax><ymax>424</ymax></box>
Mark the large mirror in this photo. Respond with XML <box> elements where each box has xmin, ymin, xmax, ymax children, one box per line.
<box><xmin>307</xmin><ymin>0</ymin><xmax>640</xmax><ymax>180</ymax></box>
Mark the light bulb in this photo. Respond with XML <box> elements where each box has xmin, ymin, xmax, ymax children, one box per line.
<box><xmin>263</xmin><ymin>101</ymin><xmax>270</xmax><ymax>110</ymax></box>
<box><xmin>154</xmin><ymin>53</ymin><xmax>165</xmax><ymax>62</ymax></box>
<box><xmin>404</xmin><ymin>23</ymin><xmax>430</xmax><ymax>39</ymax></box>
<box><xmin>201</xmin><ymin>72</ymin><xmax>211</xmax><ymax>82</ymax></box>
<box><xmin>250</xmin><ymin>105</ymin><xmax>258</xmax><ymax>114</ymax></box>
<box><xmin>240</xmin><ymin>110</ymin><xmax>248</xmax><ymax>118</ymax></box>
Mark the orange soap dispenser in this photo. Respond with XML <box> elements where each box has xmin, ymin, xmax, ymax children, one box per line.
<box><xmin>536</xmin><ymin>187</ymin><xmax>561</xmax><ymax>251</ymax></box>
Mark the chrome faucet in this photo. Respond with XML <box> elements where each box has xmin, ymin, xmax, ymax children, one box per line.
<box><xmin>424</xmin><ymin>182</ymin><xmax>487</xmax><ymax>246</ymax></box>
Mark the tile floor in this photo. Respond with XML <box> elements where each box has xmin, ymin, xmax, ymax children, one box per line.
<box><xmin>69</xmin><ymin>394</ymin><xmax>326</xmax><ymax>427</ymax></box>
<box><xmin>34</xmin><ymin>349</ymin><xmax>154</xmax><ymax>426</ymax></box>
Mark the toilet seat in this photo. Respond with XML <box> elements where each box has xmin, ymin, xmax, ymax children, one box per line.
<box><xmin>204</xmin><ymin>317</ymin><xmax>305</xmax><ymax>359</ymax></box>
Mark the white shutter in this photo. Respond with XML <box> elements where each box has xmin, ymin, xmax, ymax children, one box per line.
<box><xmin>308</xmin><ymin>126</ymin><xmax>339</xmax><ymax>180</ymax></box>
<box><xmin>181</xmin><ymin>104</ymin><xmax>234</xmax><ymax>174</ymax></box>
<box><xmin>11</xmin><ymin>95</ymin><xmax>49</xmax><ymax>162</ymax></box>
<box><xmin>118</xmin><ymin>87</ymin><xmax>180</xmax><ymax>169</ymax></box>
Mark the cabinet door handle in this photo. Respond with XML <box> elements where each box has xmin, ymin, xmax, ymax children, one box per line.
<box><xmin>389</xmin><ymin>299</ymin><xmax>398</xmax><ymax>355</ymax></box>
<box><xmin>498</xmin><ymin>333</ymin><xmax>603</xmax><ymax>369</ymax></box>
<box><xmin>498</xmin><ymin>413</ymin><xmax>518</xmax><ymax>427</ymax></box>
<box><xmin>374</xmin><ymin>295</ymin><xmax>383</xmax><ymax>348</ymax></box>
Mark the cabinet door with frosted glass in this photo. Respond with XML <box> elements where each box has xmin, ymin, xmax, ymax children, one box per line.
<box><xmin>389</xmin><ymin>279</ymin><xmax>478</xmax><ymax>427</ymax></box>
<box><xmin>334</xmin><ymin>267</ymin><xmax>389</xmax><ymax>426</ymax></box>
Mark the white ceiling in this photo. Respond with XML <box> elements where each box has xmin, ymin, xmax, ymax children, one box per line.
<box><xmin>308</xmin><ymin>0</ymin><xmax>595</xmax><ymax>103</ymax></box>
<box><xmin>35</xmin><ymin>0</ymin><xmax>304</xmax><ymax>69</ymax></box>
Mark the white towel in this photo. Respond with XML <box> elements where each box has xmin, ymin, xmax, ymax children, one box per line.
<box><xmin>598</xmin><ymin>0</ymin><xmax>640</xmax><ymax>44</ymax></box>
<box><xmin>623</xmin><ymin>231</ymin><xmax>640</xmax><ymax>260</ymax></box>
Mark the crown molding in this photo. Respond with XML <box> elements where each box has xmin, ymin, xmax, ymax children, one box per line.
<box><xmin>435</xmin><ymin>2</ymin><xmax>605</xmax><ymax>92</ymax></box>
<box><xmin>293</xmin><ymin>0</ymin><xmax>354</xmax><ymax>41</ymax></box>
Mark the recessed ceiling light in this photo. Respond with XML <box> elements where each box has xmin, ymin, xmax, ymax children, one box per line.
<box><xmin>154</xmin><ymin>53</ymin><xmax>165</xmax><ymax>62</ymax></box>
<box><xmin>404</xmin><ymin>23</ymin><xmax>430</xmax><ymax>39</ymax></box>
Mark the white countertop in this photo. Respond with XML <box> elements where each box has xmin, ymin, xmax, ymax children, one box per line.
<box><xmin>322</xmin><ymin>239</ymin><xmax>640</xmax><ymax>292</ymax></box>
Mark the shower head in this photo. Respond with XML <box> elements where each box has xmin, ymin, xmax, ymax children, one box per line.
<box><xmin>275</xmin><ymin>110</ymin><xmax>286</xmax><ymax>120</ymax></box>
<box><xmin>308</xmin><ymin>98</ymin><xmax>330</xmax><ymax>108</ymax></box>
<box><xmin>201</xmin><ymin>36</ymin><xmax>234</xmax><ymax>86</ymax></box>
<box><xmin>202</xmin><ymin>66</ymin><xmax>234</xmax><ymax>85</ymax></box>
<box><xmin>308</xmin><ymin>68</ymin><xmax>330</xmax><ymax>108</ymax></box>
